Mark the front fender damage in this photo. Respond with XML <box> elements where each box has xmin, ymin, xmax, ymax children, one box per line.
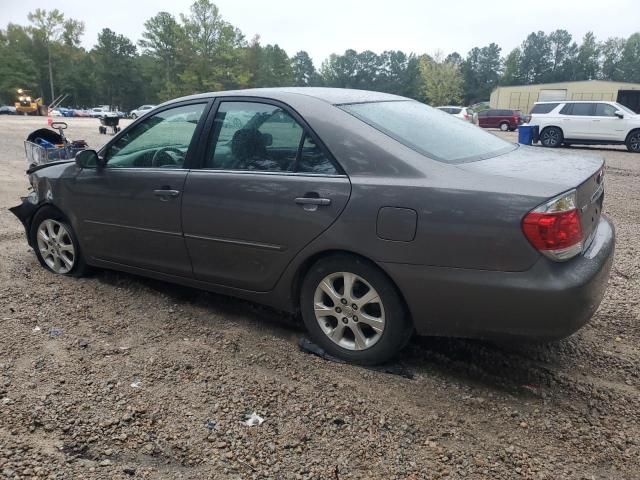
<box><xmin>9</xmin><ymin>191</ymin><xmax>39</xmax><ymax>247</ymax></box>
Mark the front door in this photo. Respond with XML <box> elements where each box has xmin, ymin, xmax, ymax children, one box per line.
<box><xmin>71</xmin><ymin>101</ymin><xmax>209</xmax><ymax>276</ymax></box>
<box><xmin>181</xmin><ymin>100</ymin><xmax>351</xmax><ymax>291</ymax></box>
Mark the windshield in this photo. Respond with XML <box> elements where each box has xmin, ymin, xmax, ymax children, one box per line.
<box><xmin>614</xmin><ymin>103</ymin><xmax>636</xmax><ymax>115</ymax></box>
<box><xmin>341</xmin><ymin>100</ymin><xmax>516</xmax><ymax>164</ymax></box>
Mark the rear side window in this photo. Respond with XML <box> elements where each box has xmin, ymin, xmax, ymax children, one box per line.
<box><xmin>341</xmin><ymin>100</ymin><xmax>516</xmax><ymax>164</ymax></box>
<box><xmin>531</xmin><ymin>103</ymin><xmax>559</xmax><ymax>114</ymax></box>
<box><xmin>449</xmin><ymin>107</ymin><xmax>462</xmax><ymax>114</ymax></box>
<box><xmin>561</xmin><ymin>103</ymin><xmax>595</xmax><ymax>116</ymax></box>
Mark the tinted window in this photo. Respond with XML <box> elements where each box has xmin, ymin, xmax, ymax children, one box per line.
<box><xmin>478</xmin><ymin>110</ymin><xmax>489</xmax><ymax>117</ymax></box>
<box><xmin>207</xmin><ymin>102</ymin><xmax>303</xmax><ymax>172</ymax></box>
<box><xmin>531</xmin><ymin>103</ymin><xmax>559</xmax><ymax>114</ymax></box>
<box><xmin>105</xmin><ymin>103</ymin><xmax>205</xmax><ymax>168</ymax></box>
<box><xmin>449</xmin><ymin>107</ymin><xmax>462</xmax><ymax>114</ymax></box>
<box><xmin>565</xmin><ymin>103</ymin><xmax>595</xmax><ymax>116</ymax></box>
<box><xmin>486</xmin><ymin>110</ymin><xmax>499</xmax><ymax>116</ymax></box>
<box><xmin>341</xmin><ymin>101</ymin><xmax>515</xmax><ymax>164</ymax></box>
<box><xmin>594</xmin><ymin>103</ymin><xmax>617</xmax><ymax>117</ymax></box>
<box><xmin>297</xmin><ymin>134</ymin><xmax>337</xmax><ymax>174</ymax></box>
<box><xmin>560</xmin><ymin>104</ymin><xmax>573</xmax><ymax>115</ymax></box>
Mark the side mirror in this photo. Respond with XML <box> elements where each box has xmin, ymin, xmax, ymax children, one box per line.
<box><xmin>615</xmin><ymin>110</ymin><xmax>624</xmax><ymax>119</ymax></box>
<box><xmin>75</xmin><ymin>149</ymin><xmax>100</xmax><ymax>168</ymax></box>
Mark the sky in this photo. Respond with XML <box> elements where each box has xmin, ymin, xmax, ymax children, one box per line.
<box><xmin>1</xmin><ymin>0</ymin><xmax>637</xmax><ymax>65</ymax></box>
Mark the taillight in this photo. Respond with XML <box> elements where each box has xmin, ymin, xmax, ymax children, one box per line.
<box><xmin>522</xmin><ymin>190</ymin><xmax>583</xmax><ymax>261</ymax></box>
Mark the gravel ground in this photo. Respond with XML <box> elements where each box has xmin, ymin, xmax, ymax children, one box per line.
<box><xmin>0</xmin><ymin>116</ymin><xmax>638</xmax><ymax>480</ymax></box>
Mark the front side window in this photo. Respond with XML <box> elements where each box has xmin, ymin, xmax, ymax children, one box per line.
<box><xmin>594</xmin><ymin>103</ymin><xmax>618</xmax><ymax>117</ymax></box>
<box><xmin>105</xmin><ymin>103</ymin><xmax>206</xmax><ymax>168</ymax></box>
<box><xmin>207</xmin><ymin>101</ymin><xmax>336</xmax><ymax>174</ymax></box>
<box><xmin>341</xmin><ymin>101</ymin><xmax>515</xmax><ymax>164</ymax></box>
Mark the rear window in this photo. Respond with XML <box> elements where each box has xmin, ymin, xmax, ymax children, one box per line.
<box><xmin>531</xmin><ymin>103</ymin><xmax>559</xmax><ymax>114</ymax></box>
<box><xmin>449</xmin><ymin>107</ymin><xmax>462</xmax><ymax>114</ymax></box>
<box><xmin>340</xmin><ymin>100</ymin><xmax>516</xmax><ymax>164</ymax></box>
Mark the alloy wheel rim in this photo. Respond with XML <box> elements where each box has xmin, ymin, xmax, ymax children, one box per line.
<box><xmin>543</xmin><ymin>129</ymin><xmax>559</xmax><ymax>145</ymax></box>
<box><xmin>36</xmin><ymin>219</ymin><xmax>75</xmax><ymax>274</ymax></box>
<box><xmin>631</xmin><ymin>134</ymin><xmax>640</xmax><ymax>151</ymax></box>
<box><xmin>313</xmin><ymin>272</ymin><xmax>385</xmax><ymax>351</ymax></box>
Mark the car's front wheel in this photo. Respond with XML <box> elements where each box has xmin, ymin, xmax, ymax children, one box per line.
<box><xmin>540</xmin><ymin>126</ymin><xmax>563</xmax><ymax>147</ymax></box>
<box><xmin>30</xmin><ymin>207</ymin><xmax>87</xmax><ymax>277</ymax></box>
<box><xmin>131</xmin><ymin>113</ymin><xmax>137</xmax><ymax>120</ymax></box>
<box><xmin>626</xmin><ymin>130</ymin><xmax>640</xmax><ymax>153</ymax></box>
<box><xmin>300</xmin><ymin>254</ymin><xmax>412</xmax><ymax>365</ymax></box>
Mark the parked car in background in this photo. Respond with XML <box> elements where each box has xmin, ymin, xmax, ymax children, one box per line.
<box><xmin>129</xmin><ymin>104</ymin><xmax>156</xmax><ymax>119</ymax></box>
<box><xmin>436</xmin><ymin>106</ymin><xmax>474</xmax><ymax>122</ymax></box>
<box><xmin>530</xmin><ymin>101</ymin><xmax>640</xmax><ymax>152</ymax></box>
<box><xmin>88</xmin><ymin>107</ymin><xmax>110</xmax><ymax>118</ymax></box>
<box><xmin>477</xmin><ymin>108</ymin><xmax>525</xmax><ymax>131</ymax></box>
<box><xmin>0</xmin><ymin>105</ymin><xmax>18</xmax><ymax>115</ymax></box>
<box><xmin>11</xmin><ymin>88</ymin><xmax>614</xmax><ymax>365</ymax></box>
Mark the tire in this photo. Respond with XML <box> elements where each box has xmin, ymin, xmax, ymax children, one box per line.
<box><xmin>300</xmin><ymin>254</ymin><xmax>412</xmax><ymax>365</ymax></box>
<box><xmin>131</xmin><ymin>113</ymin><xmax>137</xmax><ymax>120</ymax></box>
<box><xmin>540</xmin><ymin>127</ymin><xmax>563</xmax><ymax>148</ymax></box>
<box><xmin>30</xmin><ymin>206</ymin><xmax>87</xmax><ymax>277</ymax></box>
<box><xmin>499</xmin><ymin>122</ymin><xmax>509</xmax><ymax>132</ymax></box>
<box><xmin>626</xmin><ymin>130</ymin><xmax>640</xmax><ymax>153</ymax></box>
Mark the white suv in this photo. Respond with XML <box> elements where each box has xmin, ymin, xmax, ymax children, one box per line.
<box><xmin>129</xmin><ymin>104</ymin><xmax>156</xmax><ymax>119</ymax></box>
<box><xmin>530</xmin><ymin>101</ymin><xmax>640</xmax><ymax>152</ymax></box>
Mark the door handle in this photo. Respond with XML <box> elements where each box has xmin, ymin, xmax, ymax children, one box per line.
<box><xmin>295</xmin><ymin>197</ymin><xmax>331</xmax><ymax>206</ymax></box>
<box><xmin>154</xmin><ymin>189</ymin><xmax>180</xmax><ymax>199</ymax></box>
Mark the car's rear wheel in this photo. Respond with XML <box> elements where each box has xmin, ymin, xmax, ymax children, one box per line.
<box><xmin>540</xmin><ymin>126</ymin><xmax>563</xmax><ymax>147</ymax></box>
<box><xmin>300</xmin><ymin>254</ymin><xmax>412</xmax><ymax>365</ymax></box>
<box><xmin>499</xmin><ymin>122</ymin><xmax>509</xmax><ymax>132</ymax></box>
<box><xmin>131</xmin><ymin>113</ymin><xmax>137</xmax><ymax>120</ymax></box>
<box><xmin>30</xmin><ymin>207</ymin><xmax>87</xmax><ymax>277</ymax></box>
<box><xmin>626</xmin><ymin>130</ymin><xmax>640</xmax><ymax>153</ymax></box>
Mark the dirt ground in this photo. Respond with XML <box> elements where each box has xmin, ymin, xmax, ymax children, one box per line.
<box><xmin>0</xmin><ymin>116</ymin><xmax>638</xmax><ymax>480</ymax></box>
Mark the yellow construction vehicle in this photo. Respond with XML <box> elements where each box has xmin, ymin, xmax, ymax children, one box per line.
<box><xmin>15</xmin><ymin>89</ymin><xmax>47</xmax><ymax>116</ymax></box>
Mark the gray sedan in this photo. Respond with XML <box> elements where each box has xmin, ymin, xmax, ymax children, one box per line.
<box><xmin>11</xmin><ymin>88</ymin><xmax>615</xmax><ymax>364</ymax></box>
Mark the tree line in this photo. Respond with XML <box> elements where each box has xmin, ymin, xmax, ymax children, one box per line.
<box><xmin>1</xmin><ymin>0</ymin><xmax>639</xmax><ymax>110</ymax></box>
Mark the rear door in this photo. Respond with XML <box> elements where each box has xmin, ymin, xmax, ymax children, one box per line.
<box><xmin>560</xmin><ymin>103</ymin><xmax>595</xmax><ymax>139</ymax></box>
<box><xmin>181</xmin><ymin>99</ymin><xmax>351</xmax><ymax>291</ymax></box>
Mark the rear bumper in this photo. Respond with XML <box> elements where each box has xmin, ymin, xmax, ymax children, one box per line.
<box><xmin>382</xmin><ymin>215</ymin><xmax>615</xmax><ymax>340</ymax></box>
<box><xmin>9</xmin><ymin>193</ymin><xmax>39</xmax><ymax>247</ymax></box>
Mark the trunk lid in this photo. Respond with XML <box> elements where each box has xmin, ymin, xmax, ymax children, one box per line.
<box><xmin>459</xmin><ymin>145</ymin><xmax>605</xmax><ymax>249</ymax></box>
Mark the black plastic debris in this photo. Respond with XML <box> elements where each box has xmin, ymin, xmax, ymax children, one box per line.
<box><xmin>298</xmin><ymin>337</ymin><xmax>415</xmax><ymax>379</ymax></box>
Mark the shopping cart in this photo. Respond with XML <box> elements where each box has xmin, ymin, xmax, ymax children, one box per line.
<box><xmin>24</xmin><ymin>122</ymin><xmax>88</xmax><ymax>168</ymax></box>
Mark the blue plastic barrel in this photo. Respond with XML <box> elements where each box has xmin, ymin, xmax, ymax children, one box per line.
<box><xmin>518</xmin><ymin>125</ymin><xmax>534</xmax><ymax>145</ymax></box>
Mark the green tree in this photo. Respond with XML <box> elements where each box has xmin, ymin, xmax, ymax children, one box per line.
<box><xmin>0</xmin><ymin>24</ymin><xmax>39</xmax><ymax>104</ymax></box>
<box><xmin>419</xmin><ymin>53</ymin><xmax>463</xmax><ymax>105</ymax></box>
<box><xmin>179</xmin><ymin>0</ymin><xmax>248</xmax><ymax>93</ymax></box>
<box><xmin>519</xmin><ymin>31</ymin><xmax>552</xmax><ymax>83</ymax></box>
<box><xmin>500</xmin><ymin>48</ymin><xmax>523</xmax><ymax>86</ymax></box>
<box><xmin>620</xmin><ymin>33</ymin><xmax>640</xmax><ymax>83</ymax></box>
<box><xmin>575</xmin><ymin>32</ymin><xmax>600</xmax><ymax>80</ymax></box>
<box><xmin>291</xmin><ymin>50</ymin><xmax>319</xmax><ymax>86</ymax></box>
<box><xmin>254</xmin><ymin>44</ymin><xmax>294</xmax><ymax>87</ymax></box>
<box><xmin>139</xmin><ymin>12</ymin><xmax>184</xmax><ymax>99</ymax></box>
<box><xmin>599</xmin><ymin>37</ymin><xmax>626</xmax><ymax>81</ymax></box>
<box><xmin>377</xmin><ymin>51</ymin><xmax>421</xmax><ymax>98</ymax></box>
<box><xmin>461</xmin><ymin>43</ymin><xmax>501</xmax><ymax>103</ymax></box>
<box><xmin>93</xmin><ymin>28</ymin><xmax>141</xmax><ymax>109</ymax></box>
<box><xmin>27</xmin><ymin>9</ymin><xmax>84</xmax><ymax>102</ymax></box>
<box><xmin>548</xmin><ymin>29</ymin><xmax>577</xmax><ymax>81</ymax></box>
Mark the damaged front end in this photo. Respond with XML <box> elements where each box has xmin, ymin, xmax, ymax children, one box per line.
<box><xmin>9</xmin><ymin>191</ymin><xmax>39</xmax><ymax>247</ymax></box>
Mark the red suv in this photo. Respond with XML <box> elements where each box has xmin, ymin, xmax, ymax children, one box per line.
<box><xmin>476</xmin><ymin>109</ymin><xmax>525</xmax><ymax>131</ymax></box>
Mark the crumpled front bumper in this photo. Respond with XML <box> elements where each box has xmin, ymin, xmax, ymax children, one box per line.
<box><xmin>9</xmin><ymin>192</ymin><xmax>39</xmax><ymax>247</ymax></box>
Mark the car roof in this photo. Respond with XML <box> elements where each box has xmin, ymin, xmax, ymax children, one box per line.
<box><xmin>164</xmin><ymin>87</ymin><xmax>407</xmax><ymax>107</ymax></box>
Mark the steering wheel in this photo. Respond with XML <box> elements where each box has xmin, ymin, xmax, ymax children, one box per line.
<box><xmin>151</xmin><ymin>146</ymin><xmax>184</xmax><ymax>168</ymax></box>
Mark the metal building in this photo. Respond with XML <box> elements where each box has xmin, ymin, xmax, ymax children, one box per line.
<box><xmin>490</xmin><ymin>80</ymin><xmax>640</xmax><ymax>114</ymax></box>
